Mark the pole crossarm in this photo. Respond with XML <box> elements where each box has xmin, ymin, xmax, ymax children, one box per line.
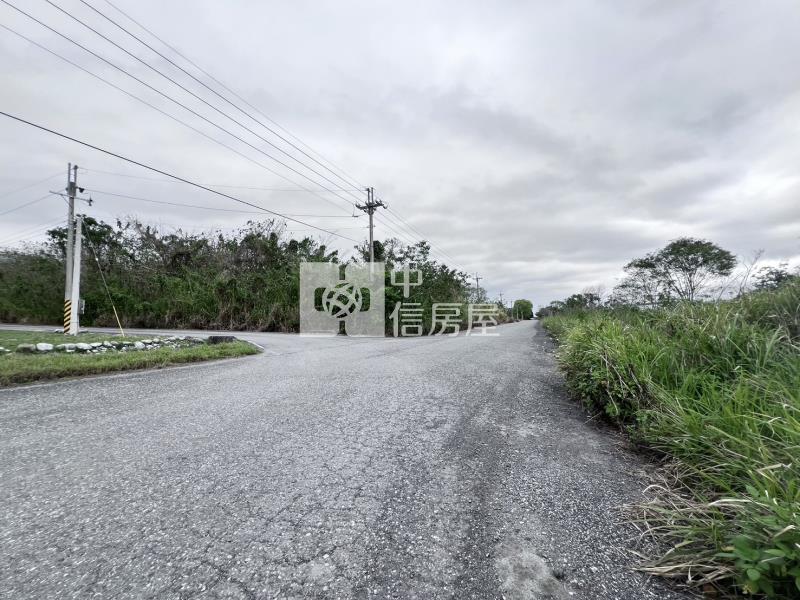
<box><xmin>355</xmin><ymin>187</ymin><xmax>387</xmax><ymax>263</ymax></box>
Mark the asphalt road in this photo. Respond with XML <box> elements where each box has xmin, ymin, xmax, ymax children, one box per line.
<box><xmin>0</xmin><ymin>322</ymin><xmax>689</xmax><ymax>599</ymax></box>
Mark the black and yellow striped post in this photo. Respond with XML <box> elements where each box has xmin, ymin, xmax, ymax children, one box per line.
<box><xmin>63</xmin><ymin>299</ymin><xmax>72</xmax><ymax>334</ymax></box>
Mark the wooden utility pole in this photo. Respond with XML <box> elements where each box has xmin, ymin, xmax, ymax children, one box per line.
<box><xmin>355</xmin><ymin>187</ymin><xmax>386</xmax><ymax>263</ymax></box>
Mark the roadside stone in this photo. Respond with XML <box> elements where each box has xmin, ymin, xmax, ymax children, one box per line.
<box><xmin>2</xmin><ymin>336</ymin><xmax>204</xmax><ymax>356</ymax></box>
<box><xmin>207</xmin><ymin>335</ymin><xmax>237</xmax><ymax>344</ymax></box>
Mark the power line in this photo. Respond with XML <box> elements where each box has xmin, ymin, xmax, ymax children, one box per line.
<box><xmin>82</xmin><ymin>174</ymin><xmax>457</xmax><ymax>264</ymax></box>
<box><xmin>42</xmin><ymin>0</ymin><xmax>364</xmax><ymax>206</ymax></box>
<box><xmin>0</xmin><ymin>171</ymin><xmax>62</xmax><ymax>200</ymax></box>
<box><xmin>3</xmin><ymin>2</ymin><xmax>465</xmax><ymax>269</ymax></box>
<box><xmin>206</xmin><ymin>184</ymin><xmax>361</xmax><ymax>193</ymax></box>
<box><xmin>0</xmin><ymin>193</ymin><xmax>52</xmax><ymax>217</ymax></box>
<box><xmin>0</xmin><ymin>23</ymin><xmax>341</xmax><ymax>216</ymax></box>
<box><xmin>0</xmin><ymin>218</ymin><xmax>64</xmax><ymax>247</ymax></box>
<box><xmin>1</xmin><ymin>0</ymin><xmax>358</xmax><ymax>215</ymax></box>
<box><xmin>99</xmin><ymin>0</ymin><xmax>368</xmax><ymax>193</ymax></box>
<box><xmin>383</xmin><ymin>207</ymin><xmax>462</xmax><ymax>267</ymax></box>
<box><xmin>77</xmin><ymin>0</ymin><xmax>366</xmax><ymax>199</ymax></box>
<box><xmin>5</xmin><ymin>1</ymin><xmax>436</xmax><ymax>257</ymax></box>
<box><xmin>80</xmin><ymin>0</ymin><xmax>445</xmax><ymax>255</ymax></box>
<box><xmin>55</xmin><ymin>192</ymin><xmax>368</xmax><ymax>235</ymax></box>
<box><xmin>372</xmin><ymin>210</ymin><xmax>465</xmax><ymax>273</ymax></box>
<box><xmin>80</xmin><ymin>0</ymin><xmax>465</xmax><ymax>267</ymax></box>
<box><xmin>0</xmin><ymin>111</ymin><xmax>361</xmax><ymax>242</ymax></box>
<box><xmin>83</xmin><ymin>188</ymin><xmax>361</xmax><ymax>218</ymax></box>
<box><xmin>0</xmin><ymin>20</ymin><xmax>355</xmax><ymax>218</ymax></box>
<box><xmin>81</xmin><ymin>168</ymin><xmax>361</xmax><ymax>192</ymax></box>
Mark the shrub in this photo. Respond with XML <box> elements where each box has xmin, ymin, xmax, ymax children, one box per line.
<box><xmin>542</xmin><ymin>281</ymin><xmax>800</xmax><ymax>598</ymax></box>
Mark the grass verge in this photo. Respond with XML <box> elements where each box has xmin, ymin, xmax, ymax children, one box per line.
<box><xmin>0</xmin><ymin>330</ymin><xmax>144</xmax><ymax>347</ymax></box>
<box><xmin>542</xmin><ymin>281</ymin><xmax>800</xmax><ymax>599</ymax></box>
<box><xmin>0</xmin><ymin>336</ymin><xmax>259</xmax><ymax>387</ymax></box>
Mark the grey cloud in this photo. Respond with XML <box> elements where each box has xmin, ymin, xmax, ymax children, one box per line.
<box><xmin>1</xmin><ymin>0</ymin><xmax>799</xmax><ymax>304</ymax></box>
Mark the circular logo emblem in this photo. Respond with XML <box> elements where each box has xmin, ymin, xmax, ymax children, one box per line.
<box><xmin>321</xmin><ymin>281</ymin><xmax>363</xmax><ymax>320</ymax></box>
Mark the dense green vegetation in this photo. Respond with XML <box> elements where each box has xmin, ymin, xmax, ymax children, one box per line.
<box><xmin>512</xmin><ymin>298</ymin><xmax>533</xmax><ymax>320</ymax></box>
<box><xmin>541</xmin><ymin>238</ymin><xmax>800</xmax><ymax>598</ymax></box>
<box><xmin>0</xmin><ymin>218</ymin><xmax>478</xmax><ymax>333</ymax></box>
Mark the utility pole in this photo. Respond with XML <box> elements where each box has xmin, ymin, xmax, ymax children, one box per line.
<box><xmin>474</xmin><ymin>273</ymin><xmax>482</xmax><ymax>301</ymax></box>
<box><xmin>64</xmin><ymin>164</ymin><xmax>77</xmax><ymax>302</ymax></box>
<box><xmin>67</xmin><ymin>216</ymin><xmax>83</xmax><ymax>335</ymax></box>
<box><xmin>355</xmin><ymin>187</ymin><xmax>387</xmax><ymax>263</ymax></box>
<box><xmin>63</xmin><ymin>164</ymin><xmax>77</xmax><ymax>335</ymax></box>
<box><xmin>61</xmin><ymin>164</ymin><xmax>91</xmax><ymax>335</ymax></box>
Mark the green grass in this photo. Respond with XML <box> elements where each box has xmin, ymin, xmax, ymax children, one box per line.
<box><xmin>0</xmin><ymin>336</ymin><xmax>259</xmax><ymax>387</ymax></box>
<box><xmin>0</xmin><ymin>330</ymin><xmax>143</xmax><ymax>347</ymax></box>
<box><xmin>542</xmin><ymin>281</ymin><xmax>800</xmax><ymax>598</ymax></box>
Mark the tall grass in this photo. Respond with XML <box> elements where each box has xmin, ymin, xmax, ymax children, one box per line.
<box><xmin>543</xmin><ymin>281</ymin><xmax>800</xmax><ymax>598</ymax></box>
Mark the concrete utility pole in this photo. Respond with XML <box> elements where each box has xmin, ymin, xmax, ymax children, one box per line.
<box><xmin>474</xmin><ymin>273</ymin><xmax>482</xmax><ymax>300</ymax></box>
<box><xmin>67</xmin><ymin>217</ymin><xmax>83</xmax><ymax>335</ymax></box>
<box><xmin>356</xmin><ymin>187</ymin><xmax>387</xmax><ymax>263</ymax></box>
<box><xmin>64</xmin><ymin>163</ymin><xmax>77</xmax><ymax>302</ymax></box>
<box><xmin>63</xmin><ymin>164</ymin><xmax>78</xmax><ymax>334</ymax></box>
<box><xmin>61</xmin><ymin>164</ymin><xmax>92</xmax><ymax>335</ymax></box>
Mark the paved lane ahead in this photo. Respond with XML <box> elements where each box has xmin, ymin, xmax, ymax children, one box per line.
<box><xmin>0</xmin><ymin>322</ymin><xmax>685</xmax><ymax>599</ymax></box>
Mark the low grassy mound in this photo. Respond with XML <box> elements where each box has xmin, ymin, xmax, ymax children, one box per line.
<box><xmin>542</xmin><ymin>281</ymin><xmax>800</xmax><ymax>598</ymax></box>
<box><xmin>0</xmin><ymin>331</ymin><xmax>259</xmax><ymax>386</ymax></box>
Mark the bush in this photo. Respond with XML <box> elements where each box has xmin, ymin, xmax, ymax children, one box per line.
<box><xmin>0</xmin><ymin>219</ymin><xmax>469</xmax><ymax>333</ymax></box>
<box><xmin>542</xmin><ymin>281</ymin><xmax>800</xmax><ymax>598</ymax></box>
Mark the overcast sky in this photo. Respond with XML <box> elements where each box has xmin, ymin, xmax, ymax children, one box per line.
<box><xmin>1</xmin><ymin>0</ymin><xmax>799</xmax><ymax>305</ymax></box>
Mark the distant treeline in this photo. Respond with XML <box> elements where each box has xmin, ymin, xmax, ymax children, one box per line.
<box><xmin>0</xmin><ymin>217</ymin><xmax>480</xmax><ymax>332</ymax></box>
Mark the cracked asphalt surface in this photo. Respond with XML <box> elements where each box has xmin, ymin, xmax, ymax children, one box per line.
<box><xmin>0</xmin><ymin>322</ymin><xmax>690</xmax><ymax>599</ymax></box>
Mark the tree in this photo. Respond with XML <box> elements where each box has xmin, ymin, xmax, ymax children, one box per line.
<box><xmin>616</xmin><ymin>238</ymin><xmax>736</xmax><ymax>303</ymax></box>
<box><xmin>535</xmin><ymin>301</ymin><xmax>564</xmax><ymax>318</ymax></box>
<box><xmin>512</xmin><ymin>299</ymin><xmax>533</xmax><ymax>319</ymax></box>
<box><xmin>752</xmin><ymin>263</ymin><xmax>798</xmax><ymax>291</ymax></box>
<box><xmin>353</xmin><ymin>237</ymin><xmax>470</xmax><ymax>333</ymax></box>
<box><xmin>564</xmin><ymin>293</ymin><xmax>601</xmax><ymax>310</ymax></box>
